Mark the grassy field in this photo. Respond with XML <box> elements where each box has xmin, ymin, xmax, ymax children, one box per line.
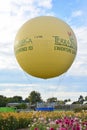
<box><xmin>0</xmin><ymin>107</ymin><xmax>16</xmax><ymax>112</ymax></box>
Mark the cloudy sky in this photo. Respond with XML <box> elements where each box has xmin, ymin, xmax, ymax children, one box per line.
<box><xmin>0</xmin><ymin>0</ymin><xmax>87</xmax><ymax>102</ymax></box>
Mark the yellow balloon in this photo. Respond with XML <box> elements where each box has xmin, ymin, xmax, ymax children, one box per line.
<box><xmin>14</xmin><ymin>16</ymin><xmax>77</xmax><ymax>79</ymax></box>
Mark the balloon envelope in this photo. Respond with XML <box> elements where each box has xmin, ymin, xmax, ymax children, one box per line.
<box><xmin>14</xmin><ymin>16</ymin><xmax>77</xmax><ymax>79</ymax></box>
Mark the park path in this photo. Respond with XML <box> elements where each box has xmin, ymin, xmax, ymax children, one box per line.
<box><xmin>17</xmin><ymin>128</ymin><xmax>29</xmax><ymax>130</ymax></box>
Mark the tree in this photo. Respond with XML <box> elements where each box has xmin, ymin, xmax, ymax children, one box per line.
<box><xmin>57</xmin><ymin>100</ymin><xmax>65</xmax><ymax>104</ymax></box>
<box><xmin>78</xmin><ymin>95</ymin><xmax>84</xmax><ymax>104</ymax></box>
<box><xmin>0</xmin><ymin>95</ymin><xmax>7</xmax><ymax>107</ymax></box>
<box><xmin>13</xmin><ymin>96</ymin><xmax>23</xmax><ymax>102</ymax></box>
<box><xmin>24</xmin><ymin>97</ymin><xmax>30</xmax><ymax>102</ymax></box>
<box><xmin>64</xmin><ymin>99</ymin><xmax>71</xmax><ymax>104</ymax></box>
<box><xmin>72</xmin><ymin>101</ymin><xmax>79</xmax><ymax>104</ymax></box>
<box><xmin>85</xmin><ymin>96</ymin><xmax>87</xmax><ymax>101</ymax></box>
<box><xmin>16</xmin><ymin>103</ymin><xmax>27</xmax><ymax>109</ymax></box>
<box><xmin>7</xmin><ymin>96</ymin><xmax>23</xmax><ymax>103</ymax></box>
<box><xmin>47</xmin><ymin>97</ymin><xmax>57</xmax><ymax>103</ymax></box>
<box><xmin>29</xmin><ymin>91</ymin><xmax>42</xmax><ymax>104</ymax></box>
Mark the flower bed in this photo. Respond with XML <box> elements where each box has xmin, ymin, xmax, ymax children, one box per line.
<box><xmin>30</xmin><ymin>116</ymin><xmax>87</xmax><ymax>130</ymax></box>
<box><xmin>0</xmin><ymin>111</ymin><xmax>87</xmax><ymax>130</ymax></box>
<box><xmin>0</xmin><ymin>112</ymin><xmax>32</xmax><ymax>130</ymax></box>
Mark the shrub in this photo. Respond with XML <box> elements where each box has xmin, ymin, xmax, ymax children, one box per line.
<box><xmin>74</xmin><ymin>105</ymin><xmax>87</xmax><ymax>112</ymax></box>
<box><xmin>18</xmin><ymin>118</ymin><xmax>31</xmax><ymax>129</ymax></box>
<box><xmin>0</xmin><ymin>116</ymin><xmax>18</xmax><ymax>130</ymax></box>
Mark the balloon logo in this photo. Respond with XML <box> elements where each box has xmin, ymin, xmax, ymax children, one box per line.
<box><xmin>14</xmin><ymin>16</ymin><xmax>77</xmax><ymax>79</ymax></box>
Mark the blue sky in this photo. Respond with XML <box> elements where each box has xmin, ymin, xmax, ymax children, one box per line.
<box><xmin>0</xmin><ymin>0</ymin><xmax>87</xmax><ymax>101</ymax></box>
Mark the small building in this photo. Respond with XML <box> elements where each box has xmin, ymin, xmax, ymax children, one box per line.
<box><xmin>35</xmin><ymin>102</ymin><xmax>54</xmax><ymax>111</ymax></box>
<box><xmin>7</xmin><ymin>103</ymin><xmax>20</xmax><ymax>107</ymax></box>
<box><xmin>6</xmin><ymin>102</ymin><xmax>30</xmax><ymax>107</ymax></box>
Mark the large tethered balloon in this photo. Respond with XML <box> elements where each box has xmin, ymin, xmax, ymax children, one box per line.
<box><xmin>14</xmin><ymin>16</ymin><xmax>77</xmax><ymax>79</ymax></box>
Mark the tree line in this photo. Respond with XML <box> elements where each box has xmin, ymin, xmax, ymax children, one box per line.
<box><xmin>0</xmin><ymin>90</ymin><xmax>87</xmax><ymax>107</ymax></box>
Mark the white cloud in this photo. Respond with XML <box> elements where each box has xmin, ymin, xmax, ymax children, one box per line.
<box><xmin>0</xmin><ymin>83</ymin><xmax>39</xmax><ymax>87</ymax></box>
<box><xmin>0</xmin><ymin>83</ymin><xmax>86</xmax><ymax>101</ymax></box>
<box><xmin>42</xmin><ymin>92</ymin><xmax>87</xmax><ymax>102</ymax></box>
<box><xmin>10</xmin><ymin>0</ymin><xmax>53</xmax><ymax>20</ymax></box>
<box><xmin>0</xmin><ymin>0</ymin><xmax>53</xmax><ymax>70</ymax></box>
<box><xmin>68</xmin><ymin>26</ymin><xmax>87</xmax><ymax>76</ymax></box>
<box><xmin>0</xmin><ymin>0</ymin><xmax>11</xmax><ymax>13</ymax></box>
<box><xmin>0</xmin><ymin>41</ymin><xmax>18</xmax><ymax>69</ymax></box>
<box><xmin>0</xmin><ymin>83</ymin><xmax>40</xmax><ymax>99</ymax></box>
<box><xmin>38</xmin><ymin>0</ymin><xmax>52</xmax><ymax>9</ymax></box>
<box><xmin>72</xmin><ymin>10</ymin><xmax>83</xmax><ymax>17</ymax></box>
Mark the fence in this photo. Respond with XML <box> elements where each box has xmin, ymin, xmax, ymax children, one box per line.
<box><xmin>36</xmin><ymin>102</ymin><xmax>87</xmax><ymax>111</ymax></box>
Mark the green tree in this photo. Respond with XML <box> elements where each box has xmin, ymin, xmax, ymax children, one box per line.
<box><xmin>78</xmin><ymin>95</ymin><xmax>84</xmax><ymax>104</ymax></box>
<box><xmin>85</xmin><ymin>96</ymin><xmax>87</xmax><ymax>101</ymax></box>
<box><xmin>7</xmin><ymin>96</ymin><xmax>23</xmax><ymax>103</ymax></box>
<box><xmin>64</xmin><ymin>99</ymin><xmax>71</xmax><ymax>104</ymax></box>
<box><xmin>57</xmin><ymin>100</ymin><xmax>65</xmax><ymax>104</ymax></box>
<box><xmin>47</xmin><ymin>97</ymin><xmax>57</xmax><ymax>103</ymax></box>
<box><xmin>29</xmin><ymin>91</ymin><xmax>42</xmax><ymax>104</ymax></box>
<box><xmin>11</xmin><ymin>96</ymin><xmax>23</xmax><ymax>103</ymax></box>
<box><xmin>16</xmin><ymin>103</ymin><xmax>27</xmax><ymax>109</ymax></box>
<box><xmin>24</xmin><ymin>97</ymin><xmax>30</xmax><ymax>102</ymax></box>
<box><xmin>72</xmin><ymin>101</ymin><xmax>79</xmax><ymax>104</ymax></box>
<box><xmin>0</xmin><ymin>95</ymin><xmax>7</xmax><ymax>107</ymax></box>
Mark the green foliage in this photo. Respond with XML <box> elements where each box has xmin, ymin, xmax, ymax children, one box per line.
<box><xmin>0</xmin><ymin>95</ymin><xmax>7</xmax><ymax>107</ymax></box>
<box><xmin>30</xmin><ymin>122</ymin><xmax>47</xmax><ymax>130</ymax></box>
<box><xmin>0</xmin><ymin>114</ymin><xmax>32</xmax><ymax>130</ymax></box>
<box><xmin>29</xmin><ymin>91</ymin><xmax>42</xmax><ymax>104</ymax></box>
<box><xmin>0</xmin><ymin>116</ymin><xmax>18</xmax><ymax>130</ymax></box>
<box><xmin>74</xmin><ymin>105</ymin><xmax>87</xmax><ymax>112</ymax></box>
<box><xmin>16</xmin><ymin>103</ymin><xmax>27</xmax><ymax>109</ymax></box>
<box><xmin>7</xmin><ymin>96</ymin><xmax>23</xmax><ymax>103</ymax></box>
<box><xmin>85</xmin><ymin>96</ymin><xmax>87</xmax><ymax>101</ymax></box>
<box><xmin>54</xmin><ymin>104</ymin><xmax>70</xmax><ymax>110</ymax></box>
<box><xmin>78</xmin><ymin>95</ymin><xmax>84</xmax><ymax>104</ymax></box>
<box><xmin>0</xmin><ymin>107</ymin><xmax>16</xmax><ymax>112</ymax></box>
<box><xmin>18</xmin><ymin>118</ymin><xmax>31</xmax><ymax>129</ymax></box>
<box><xmin>30</xmin><ymin>116</ymin><xmax>87</xmax><ymax>130</ymax></box>
<box><xmin>0</xmin><ymin>92</ymin><xmax>87</xmax><ymax>107</ymax></box>
<box><xmin>47</xmin><ymin>97</ymin><xmax>57</xmax><ymax>103</ymax></box>
<box><xmin>25</xmin><ymin>97</ymin><xmax>30</xmax><ymax>102</ymax></box>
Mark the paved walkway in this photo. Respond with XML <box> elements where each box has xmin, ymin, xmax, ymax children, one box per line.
<box><xmin>17</xmin><ymin>128</ymin><xmax>29</xmax><ymax>130</ymax></box>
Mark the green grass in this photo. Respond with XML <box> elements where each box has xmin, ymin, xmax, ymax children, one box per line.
<box><xmin>0</xmin><ymin>107</ymin><xmax>16</xmax><ymax>112</ymax></box>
